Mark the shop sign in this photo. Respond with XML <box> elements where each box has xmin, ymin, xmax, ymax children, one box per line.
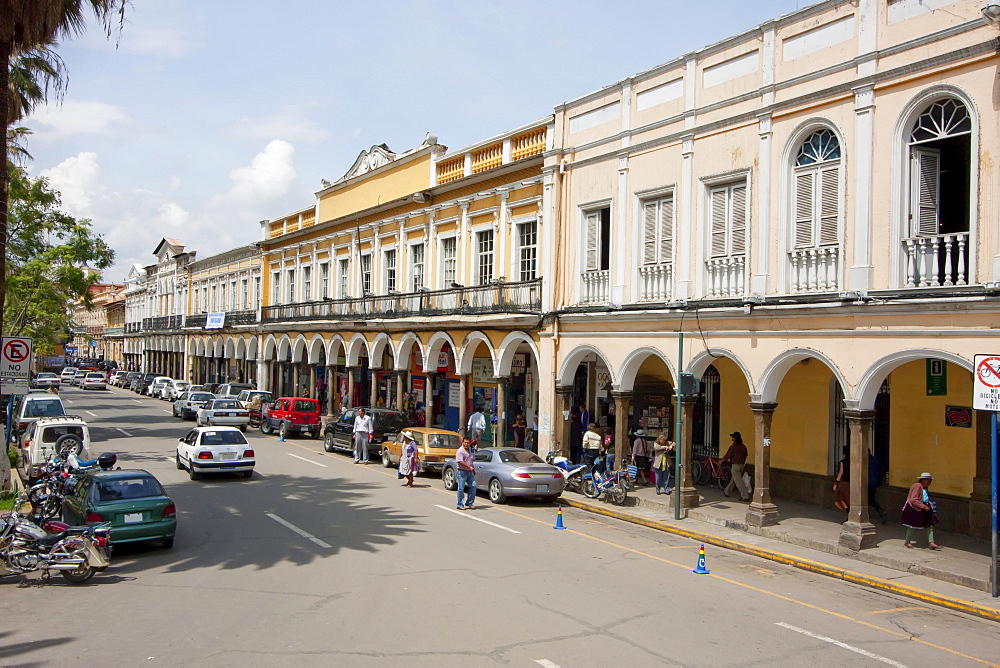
<box><xmin>945</xmin><ymin>405</ymin><xmax>972</xmax><ymax>428</ymax></box>
<box><xmin>437</xmin><ymin>351</ymin><xmax>450</xmax><ymax>370</ymax></box>
<box><xmin>472</xmin><ymin>358</ymin><xmax>493</xmax><ymax>383</ymax></box>
<box><xmin>926</xmin><ymin>358</ymin><xmax>947</xmax><ymax>396</ymax></box>
<box><xmin>448</xmin><ymin>382</ymin><xmax>461</xmax><ymax>408</ymax></box>
<box><xmin>511</xmin><ymin>354</ymin><xmax>526</xmax><ymax>374</ymax></box>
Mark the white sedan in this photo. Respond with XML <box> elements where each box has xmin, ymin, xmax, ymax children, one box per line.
<box><xmin>196</xmin><ymin>398</ymin><xmax>250</xmax><ymax>429</ymax></box>
<box><xmin>82</xmin><ymin>372</ymin><xmax>107</xmax><ymax>390</ymax></box>
<box><xmin>175</xmin><ymin>426</ymin><xmax>255</xmax><ymax>480</ymax></box>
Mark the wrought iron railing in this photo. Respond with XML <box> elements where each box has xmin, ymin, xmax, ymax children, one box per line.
<box><xmin>125</xmin><ymin>322</ymin><xmax>143</xmax><ymax>334</ymax></box>
<box><xmin>143</xmin><ymin>315</ymin><xmax>185</xmax><ymax>331</ymax></box>
<box><xmin>262</xmin><ymin>278</ymin><xmax>542</xmax><ymax>323</ymax></box>
<box><xmin>184</xmin><ymin>310</ymin><xmax>258</xmax><ymax>329</ymax></box>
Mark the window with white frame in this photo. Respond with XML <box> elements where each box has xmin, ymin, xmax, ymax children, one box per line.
<box><xmin>441</xmin><ymin>237</ymin><xmax>457</xmax><ymax>287</ymax></box>
<box><xmin>319</xmin><ymin>262</ymin><xmax>329</xmax><ymax>299</ymax></box>
<box><xmin>302</xmin><ymin>265</ymin><xmax>312</xmax><ymax>301</ymax></box>
<box><xmin>793</xmin><ymin>130</ymin><xmax>840</xmax><ymax>248</ymax></box>
<box><xmin>241</xmin><ymin>278</ymin><xmax>248</xmax><ymax>310</ymax></box>
<box><xmin>360</xmin><ymin>254</ymin><xmax>372</xmax><ymax>295</ymax></box>
<box><xmin>708</xmin><ymin>182</ymin><xmax>747</xmax><ymax>258</ymax></box>
<box><xmin>411</xmin><ymin>243</ymin><xmax>425</xmax><ymax>291</ymax></box>
<box><xmin>230</xmin><ymin>280</ymin><xmax>237</xmax><ymax>310</ymax></box>
<box><xmin>193</xmin><ymin>287</ymin><xmax>200</xmax><ymax>313</ymax></box>
<box><xmin>286</xmin><ymin>269</ymin><xmax>295</xmax><ymax>303</ymax></box>
<box><xmin>384</xmin><ymin>249</ymin><xmax>397</xmax><ymax>293</ymax></box>
<box><xmin>271</xmin><ymin>271</ymin><xmax>280</xmax><ymax>304</ymax></box>
<box><xmin>641</xmin><ymin>196</ymin><xmax>673</xmax><ymax>264</ymax></box>
<box><xmin>518</xmin><ymin>221</ymin><xmax>537</xmax><ymax>281</ymax></box>
<box><xmin>477</xmin><ymin>230</ymin><xmax>494</xmax><ymax>285</ymax></box>
<box><xmin>253</xmin><ymin>276</ymin><xmax>261</xmax><ymax>308</ymax></box>
<box><xmin>211</xmin><ymin>285</ymin><xmax>217</xmax><ymax>311</ymax></box>
<box><xmin>583</xmin><ymin>207</ymin><xmax>611</xmax><ymax>272</ymax></box>
<box><xmin>220</xmin><ymin>283</ymin><xmax>227</xmax><ymax>311</ymax></box>
<box><xmin>339</xmin><ymin>258</ymin><xmax>349</xmax><ymax>297</ymax></box>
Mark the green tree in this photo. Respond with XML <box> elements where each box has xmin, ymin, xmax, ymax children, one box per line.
<box><xmin>4</xmin><ymin>165</ymin><xmax>114</xmax><ymax>349</ymax></box>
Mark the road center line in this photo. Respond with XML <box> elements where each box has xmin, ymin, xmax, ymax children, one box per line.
<box><xmin>116</xmin><ymin>427</ymin><xmax>133</xmax><ymax>436</ymax></box>
<box><xmin>287</xmin><ymin>453</ymin><xmax>328</xmax><ymax>468</ymax></box>
<box><xmin>265</xmin><ymin>513</ymin><xmax>331</xmax><ymax>548</ymax></box>
<box><xmin>84</xmin><ymin>410</ymin><xmax>97</xmax><ymax>417</ymax></box>
<box><xmin>434</xmin><ymin>504</ymin><xmax>520</xmax><ymax>534</ymax></box>
<box><xmin>775</xmin><ymin>622</ymin><xmax>906</xmax><ymax>667</ymax></box>
<box><xmin>132</xmin><ymin>399</ymin><xmax>143</xmax><ymax>404</ymax></box>
<box><xmin>533</xmin><ymin>661</ymin><xmax>561</xmax><ymax>668</ymax></box>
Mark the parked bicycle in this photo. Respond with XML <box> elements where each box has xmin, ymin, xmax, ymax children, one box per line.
<box><xmin>581</xmin><ymin>456</ymin><xmax>629</xmax><ymax>505</ymax></box>
<box><xmin>693</xmin><ymin>455</ymin><xmax>732</xmax><ymax>489</ymax></box>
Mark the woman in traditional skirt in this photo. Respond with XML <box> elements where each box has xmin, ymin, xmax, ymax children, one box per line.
<box><xmin>901</xmin><ymin>472</ymin><xmax>940</xmax><ymax>549</ymax></box>
<box><xmin>398</xmin><ymin>430</ymin><xmax>420</xmax><ymax>488</ymax></box>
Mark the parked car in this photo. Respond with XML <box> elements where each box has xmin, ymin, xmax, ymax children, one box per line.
<box><xmin>215</xmin><ymin>383</ymin><xmax>254</xmax><ymax>399</ymax></box>
<box><xmin>62</xmin><ymin>469</ymin><xmax>176</xmax><ymax>549</ymax></box>
<box><xmin>441</xmin><ymin>447</ymin><xmax>566</xmax><ymax>504</ymax></box>
<box><xmin>133</xmin><ymin>372</ymin><xmax>158</xmax><ymax>394</ymax></box>
<box><xmin>11</xmin><ymin>393</ymin><xmax>66</xmax><ymax>443</ymax></box>
<box><xmin>19</xmin><ymin>415</ymin><xmax>92</xmax><ymax>483</ymax></box>
<box><xmin>196</xmin><ymin>398</ymin><xmax>250</xmax><ymax>430</ymax></box>
<box><xmin>159</xmin><ymin>379</ymin><xmax>190</xmax><ymax>401</ymax></box>
<box><xmin>108</xmin><ymin>370</ymin><xmax>127</xmax><ymax>386</ymax></box>
<box><xmin>72</xmin><ymin>370</ymin><xmax>88</xmax><ymax>386</ymax></box>
<box><xmin>59</xmin><ymin>367</ymin><xmax>79</xmax><ymax>383</ymax></box>
<box><xmin>236</xmin><ymin>390</ymin><xmax>272</xmax><ymax>408</ymax></box>
<box><xmin>147</xmin><ymin>376</ymin><xmax>172</xmax><ymax>397</ymax></box>
<box><xmin>380</xmin><ymin>427</ymin><xmax>462</xmax><ymax>474</ymax></box>
<box><xmin>82</xmin><ymin>372</ymin><xmax>107</xmax><ymax>390</ymax></box>
<box><xmin>175</xmin><ymin>426</ymin><xmax>254</xmax><ymax>480</ymax></box>
<box><xmin>172</xmin><ymin>391</ymin><xmax>216</xmax><ymax>420</ymax></box>
<box><xmin>260</xmin><ymin>397</ymin><xmax>322</xmax><ymax>439</ymax></box>
<box><xmin>120</xmin><ymin>371</ymin><xmax>141</xmax><ymax>388</ymax></box>
<box><xmin>323</xmin><ymin>407</ymin><xmax>410</xmax><ymax>456</ymax></box>
<box><xmin>31</xmin><ymin>372</ymin><xmax>61</xmax><ymax>390</ymax></box>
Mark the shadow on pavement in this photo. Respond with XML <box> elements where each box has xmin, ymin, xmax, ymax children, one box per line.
<box><xmin>0</xmin><ymin>630</ymin><xmax>73</xmax><ymax>664</ymax></box>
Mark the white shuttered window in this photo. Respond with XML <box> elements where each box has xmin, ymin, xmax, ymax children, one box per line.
<box><xmin>642</xmin><ymin>196</ymin><xmax>674</xmax><ymax>264</ymax></box>
<box><xmin>793</xmin><ymin>129</ymin><xmax>841</xmax><ymax>248</ymax></box>
<box><xmin>709</xmin><ymin>183</ymin><xmax>747</xmax><ymax>258</ymax></box>
<box><xmin>910</xmin><ymin>147</ymin><xmax>940</xmax><ymax>236</ymax></box>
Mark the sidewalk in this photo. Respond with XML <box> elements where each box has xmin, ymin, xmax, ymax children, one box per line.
<box><xmin>560</xmin><ymin>481</ymin><xmax>1000</xmax><ymax>623</ymax></box>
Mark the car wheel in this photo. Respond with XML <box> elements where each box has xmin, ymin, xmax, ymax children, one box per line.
<box><xmin>312</xmin><ymin>429</ymin><xmax>321</xmax><ymax>440</ymax></box>
<box><xmin>442</xmin><ymin>467</ymin><xmax>457</xmax><ymax>491</ymax></box>
<box><xmin>175</xmin><ymin>453</ymin><xmax>184</xmax><ymax>470</ymax></box>
<box><xmin>239</xmin><ymin>425</ymin><xmax>247</xmax><ymax>433</ymax></box>
<box><xmin>162</xmin><ymin>537</ymin><xmax>174</xmax><ymax>549</ymax></box>
<box><xmin>382</xmin><ymin>448</ymin><xmax>393</xmax><ymax>468</ymax></box>
<box><xmin>323</xmin><ymin>432</ymin><xmax>335</xmax><ymax>452</ymax></box>
<box><xmin>488</xmin><ymin>478</ymin><xmax>506</xmax><ymax>504</ymax></box>
<box><xmin>172</xmin><ymin>405</ymin><xmax>179</xmax><ymax>417</ymax></box>
<box><xmin>242</xmin><ymin>470</ymin><xmax>253</xmax><ymax>479</ymax></box>
<box><xmin>188</xmin><ymin>464</ymin><xmax>201</xmax><ymax>481</ymax></box>
<box><xmin>279</xmin><ymin>422</ymin><xmax>288</xmax><ymax>440</ymax></box>
<box><xmin>260</xmin><ymin>420</ymin><xmax>273</xmax><ymax>435</ymax></box>
<box><xmin>54</xmin><ymin>434</ymin><xmax>84</xmax><ymax>457</ymax></box>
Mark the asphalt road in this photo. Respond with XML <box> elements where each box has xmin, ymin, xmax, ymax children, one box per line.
<box><xmin>2</xmin><ymin>385</ymin><xmax>999</xmax><ymax>667</ymax></box>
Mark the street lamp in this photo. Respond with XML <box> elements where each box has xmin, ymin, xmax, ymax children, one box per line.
<box><xmin>984</xmin><ymin>2</ymin><xmax>1000</xmax><ymax>26</ymax></box>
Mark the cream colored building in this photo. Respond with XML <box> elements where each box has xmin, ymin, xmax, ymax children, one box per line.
<box><xmin>541</xmin><ymin>0</ymin><xmax>1000</xmax><ymax>545</ymax></box>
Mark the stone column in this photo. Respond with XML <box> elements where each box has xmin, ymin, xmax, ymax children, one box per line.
<box><xmin>292</xmin><ymin>363</ymin><xmax>300</xmax><ymax>397</ymax></box>
<box><xmin>557</xmin><ymin>386</ymin><xmax>575</xmax><ymax>457</ymax></box>
<box><xmin>495</xmin><ymin>377</ymin><xmax>508</xmax><ymax>447</ymax></box>
<box><xmin>611</xmin><ymin>391</ymin><xmax>632</xmax><ymax>467</ymax></box>
<box><xmin>257</xmin><ymin>360</ymin><xmax>268</xmax><ymax>392</ymax></box>
<box><xmin>309</xmin><ymin>364</ymin><xmax>316</xmax><ymax>399</ymax></box>
<box><xmin>424</xmin><ymin>372</ymin><xmax>436</xmax><ymax>428</ymax></box>
<box><xmin>746</xmin><ymin>402</ymin><xmax>780</xmax><ymax>527</ymax></box>
<box><xmin>678</xmin><ymin>395</ymin><xmax>699</xmax><ymax>509</ymax></box>
<box><xmin>326</xmin><ymin>364</ymin><xmax>337</xmax><ymax>415</ymax></box>
<box><xmin>396</xmin><ymin>371</ymin><xmax>406</xmax><ymax>411</ymax></box>
<box><xmin>369</xmin><ymin>369</ymin><xmax>378</xmax><ymax>406</ymax></box>
<box><xmin>459</xmin><ymin>374</ymin><xmax>469</xmax><ymax>436</ymax></box>
<box><xmin>839</xmin><ymin>409</ymin><xmax>878</xmax><ymax>551</ymax></box>
<box><xmin>347</xmin><ymin>366</ymin><xmax>356</xmax><ymax>407</ymax></box>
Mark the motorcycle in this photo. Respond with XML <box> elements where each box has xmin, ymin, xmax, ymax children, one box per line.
<box><xmin>27</xmin><ymin>452</ymin><xmax>118</xmax><ymax>522</ymax></box>
<box><xmin>544</xmin><ymin>452</ymin><xmax>589</xmax><ymax>494</ymax></box>
<box><xmin>580</xmin><ymin>456</ymin><xmax>629</xmax><ymax>505</ymax></box>
<box><xmin>1</xmin><ymin>494</ymin><xmax>112</xmax><ymax>584</ymax></box>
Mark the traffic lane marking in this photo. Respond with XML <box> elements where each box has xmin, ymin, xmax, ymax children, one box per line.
<box><xmin>85</xmin><ymin>410</ymin><xmax>97</xmax><ymax>417</ymax></box>
<box><xmin>265</xmin><ymin>513</ymin><xmax>331</xmax><ymax>549</ymax></box>
<box><xmin>775</xmin><ymin>622</ymin><xmax>906</xmax><ymax>667</ymax></box>
<box><xmin>434</xmin><ymin>504</ymin><xmax>520</xmax><ymax>534</ymax></box>
<box><xmin>866</xmin><ymin>607</ymin><xmax>927</xmax><ymax>616</ymax></box>
<box><xmin>533</xmin><ymin>661</ymin><xmax>560</xmax><ymax>668</ymax></box>
<box><xmin>116</xmin><ymin>427</ymin><xmax>133</xmax><ymax>437</ymax></box>
<box><xmin>287</xmin><ymin>453</ymin><xmax>327</xmax><ymax>468</ymax></box>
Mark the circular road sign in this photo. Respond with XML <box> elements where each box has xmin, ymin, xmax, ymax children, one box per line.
<box><xmin>976</xmin><ymin>356</ymin><xmax>1000</xmax><ymax>389</ymax></box>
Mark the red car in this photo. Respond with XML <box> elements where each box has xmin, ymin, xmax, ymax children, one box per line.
<box><xmin>259</xmin><ymin>397</ymin><xmax>322</xmax><ymax>440</ymax></box>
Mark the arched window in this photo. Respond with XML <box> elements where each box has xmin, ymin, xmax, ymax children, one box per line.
<box><xmin>792</xmin><ymin>129</ymin><xmax>841</xmax><ymax>248</ymax></box>
<box><xmin>908</xmin><ymin>99</ymin><xmax>971</xmax><ymax>237</ymax></box>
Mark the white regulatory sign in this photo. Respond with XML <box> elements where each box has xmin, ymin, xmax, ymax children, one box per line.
<box><xmin>973</xmin><ymin>354</ymin><xmax>1000</xmax><ymax>411</ymax></box>
<box><xmin>0</xmin><ymin>336</ymin><xmax>32</xmax><ymax>380</ymax></box>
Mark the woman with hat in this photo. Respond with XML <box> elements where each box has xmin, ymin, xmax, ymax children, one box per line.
<box><xmin>901</xmin><ymin>472</ymin><xmax>940</xmax><ymax>549</ymax></box>
<box><xmin>397</xmin><ymin>431</ymin><xmax>420</xmax><ymax>488</ymax></box>
<box><xmin>631</xmin><ymin>429</ymin><xmax>651</xmax><ymax>486</ymax></box>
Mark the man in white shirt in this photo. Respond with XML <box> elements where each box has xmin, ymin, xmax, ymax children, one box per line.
<box><xmin>353</xmin><ymin>408</ymin><xmax>373</xmax><ymax>464</ymax></box>
<box><xmin>467</xmin><ymin>407</ymin><xmax>486</xmax><ymax>443</ymax></box>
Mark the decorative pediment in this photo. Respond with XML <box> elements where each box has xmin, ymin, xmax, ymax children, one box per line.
<box><xmin>338</xmin><ymin>144</ymin><xmax>397</xmax><ymax>183</ymax></box>
<box><xmin>153</xmin><ymin>237</ymin><xmax>185</xmax><ymax>262</ymax></box>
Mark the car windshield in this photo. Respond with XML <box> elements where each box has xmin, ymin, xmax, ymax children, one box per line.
<box><xmin>292</xmin><ymin>400</ymin><xmax>318</xmax><ymax>413</ymax></box>
<box><xmin>212</xmin><ymin>400</ymin><xmax>240</xmax><ymax>409</ymax></box>
<box><xmin>24</xmin><ymin>399</ymin><xmax>64</xmax><ymax>418</ymax></box>
<box><xmin>426</xmin><ymin>433</ymin><xmax>461</xmax><ymax>449</ymax></box>
<box><xmin>498</xmin><ymin>450</ymin><xmax>544</xmax><ymax>464</ymax></box>
<box><xmin>175</xmin><ymin>381</ymin><xmax>189</xmax><ymax>388</ymax></box>
<box><xmin>200</xmin><ymin>430</ymin><xmax>249</xmax><ymax>446</ymax></box>
<box><xmin>94</xmin><ymin>476</ymin><xmax>165</xmax><ymax>501</ymax></box>
<box><xmin>189</xmin><ymin>393</ymin><xmax>215</xmax><ymax>402</ymax></box>
<box><xmin>376</xmin><ymin>412</ymin><xmax>410</xmax><ymax>432</ymax></box>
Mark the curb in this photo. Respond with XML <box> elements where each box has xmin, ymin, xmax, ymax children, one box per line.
<box><xmin>561</xmin><ymin>496</ymin><xmax>1000</xmax><ymax>624</ymax></box>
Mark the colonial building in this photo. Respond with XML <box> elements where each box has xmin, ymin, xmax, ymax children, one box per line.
<box><xmin>70</xmin><ymin>283</ymin><xmax>124</xmax><ymax>361</ymax></box>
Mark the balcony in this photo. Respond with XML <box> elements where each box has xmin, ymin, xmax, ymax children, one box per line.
<box><xmin>581</xmin><ymin>270</ymin><xmax>610</xmax><ymax>304</ymax></box>
<box><xmin>705</xmin><ymin>255</ymin><xmax>746</xmax><ymax>298</ymax></box>
<box><xmin>142</xmin><ymin>315</ymin><xmax>186</xmax><ymax>331</ymax></box>
<box><xmin>184</xmin><ymin>310</ymin><xmax>259</xmax><ymax>329</ymax></box>
<box><xmin>262</xmin><ymin>278</ymin><xmax>542</xmax><ymax>323</ymax></box>
<box><xmin>124</xmin><ymin>322</ymin><xmax>143</xmax><ymax>334</ymax></box>
<box><xmin>903</xmin><ymin>232</ymin><xmax>968</xmax><ymax>288</ymax></box>
<box><xmin>638</xmin><ymin>264</ymin><xmax>673</xmax><ymax>302</ymax></box>
<box><xmin>435</xmin><ymin>122</ymin><xmax>548</xmax><ymax>185</ymax></box>
<box><xmin>788</xmin><ymin>247</ymin><xmax>840</xmax><ymax>294</ymax></box>
<box><xmin>104</xmin><ymin>326</ymin><xmax>125</xmax><ymax>337</ymax></box>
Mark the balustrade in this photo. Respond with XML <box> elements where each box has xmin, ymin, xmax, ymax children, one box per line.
<box><xmin>705</xmin><ymin>256</ymin><xmax>746</xmax><ymax>298</ymax></box>
<box><xmin>581</xmin><ymin>270</ymin><xmax>610</xmax><ymax>304</ymax></box>
<box><xmin>638</xmin><ymin>264</ymin><xmax>673</xmax><ymax>302</ymax></box>
<box><xmin>788</xmin><ymin>247</ymin><xmax>840</xmax><ymax>293</ymax></box>
<box><xmin>903</xmin><ymin>232</ymin><xmax>969</xmax><ymax>288</ymax></box>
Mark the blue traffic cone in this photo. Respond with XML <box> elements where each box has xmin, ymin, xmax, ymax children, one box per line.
<box><xmin>278</xmin><ymin>428</ymin><xmax>285</xmax><ymax>443</ymax></box>
<box><xmin>553</xmin><ymin>506</ymin><xmax>567</xmax><ymax>529</ymax></box>
<box><xmin>693</xmin><ymin>544</ymin><xmax>710</xmax><ymax>574</ymax></box>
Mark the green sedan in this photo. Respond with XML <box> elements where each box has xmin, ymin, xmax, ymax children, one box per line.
<box><xmin>62</xmin><ymin>469</ymin><xmax>177</xmax><ymax>549</ymax></box>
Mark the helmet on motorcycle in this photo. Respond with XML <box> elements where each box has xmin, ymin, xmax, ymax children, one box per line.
<box><xmin>97</xmin><ymin>453</ymin><xmax>118</xmax><ymax>469</ymax></box>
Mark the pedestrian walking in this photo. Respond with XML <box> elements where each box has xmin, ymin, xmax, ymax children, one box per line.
<box><xmin>512</xmin><ymin>413</ymin><xmax>526</xmax><ymax>448</ymax></box>
<box><xmin>582</xmin><ymin>422</ymin><xmax>602</xmax><ymax>466</ymax></box>
<box><xmin>833</xmin><ymin>445</ymin><xmax>851</xmax><ymax>515</ymax></box>
<box><xmin>398</xmin><ymin>430</ymin><xmax>420</xmax><ymax>487</ymax></box>
<box><xmin>901</xmin><ymin>472</ymin><xmax>940</xmax><ymax>549</ymax></box>
<box><xmin>651</xmin><ymin>436</ymin><xmax>674</xmax><ymax>495</ymax></box>
<box><xmin>631</xmin><ymin>429</ymin><xmax>651</xmax><ymax>486</ymax></box>
<box><xmin>455</xmin><ymin>437</ymin><xmax>477</xmax><ymax>509</ymax></box>
<box><xmin>721</xmin><ymin>431</ymin><xmax>751</xmax><ymax>501</ymax></box>
<box><xmin>467</xmin><ymin>406</ymin><xmax>486</xmax><ymax>442</ymax></box>
<box><xmin>352</xmin><ymin>407</ymin><xmax>373</xmax><ymax>464</ymax></box>
<box><xmin>868</xmin><ymin>451</ymin><xmax>888</xmax><ymax>523</ymax></box>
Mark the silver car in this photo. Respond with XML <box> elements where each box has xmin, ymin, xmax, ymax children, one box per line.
<box><xmin>196</xmin><ymin>399</ymin><xmax>250</xmax><ymax>430</ymax></box>
<box><xmin>173</xmin><ymin>392</ymin><xmax>216</xmax><ymax>420</ymax></box>
<box><xmin>441</xmin><ymin>447</ymin><xmax>566</xmax><ymax>504</ymax></box>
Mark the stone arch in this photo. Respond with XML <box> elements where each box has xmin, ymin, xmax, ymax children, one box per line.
<box><xmin>557</xmin><ymin>344</ymin><xmax>615</xmax><ymax>388</ymax></box>
<box><xmin>395</xmin><ymin>332</ymin><xmax>424</xmax><ymax>371</ymax></box>
<box><xmin>276</xmin><ymin>335</ymin><xmax>292</xmax><ymax>362</ymax></box>
<box><xmin>423</xmin><ymin>332</ymin><xmax>458</xmax><ymax>373</ymax></box>
<box><xmin>212</xmin><ymin>337</ymin><xmax>225</xmax><ymax>358</ymax></box>
<box><xmin>617</xmin><ymin>346</ymin><xmax>676</xmax><ymax>393</ymax></box>
<box><xmin>262</xmin><ymin>334</ymin><xmax>278</xmax><ymax>361</ymax></box>
<box><xmin>458</xmin><ymin>331</ymin><xmax>496</xmax><ymax>376</ymax></box>
<box><xmin>756</xmin><ymin>348</ymin><xmax>849</xmax><ymax>405</ymax></box>
<box><xmin>687</xmin><ymin>349</ymin><xmax>755</xmax><ymax>393</ymax></box>
<box><xmin>370</xmin><ymin>333</ymin><xmax>393</xmax><ymax>368</ymax></box>
<box><xmin>345</xmin><ymin>333</ymin><xmax>369</xmax><ymax>367</ymax></box>
<box><xmin>235</xmin><ymin>337</ymin><xmax>247</xmax><ymax>360</ymax></box>
<box><xmin>855</xmin><ymin>349</ymin><xmax>973</xmax><ymax>410</ymax></box>
<box><xmin>224</xmin><ymin>336</ymin><xmax>236</xmax><ymax>359</ymax></box>
<box><xmin>246</xmin><ymin>336</ymin><xmax>259</xmax><ymax>361</ymax></box>
<box><xmin>307</xmin><ymin>334</ymin><xmax>326</xmax><ymax>364</ymax></box>
<box><xmin>291</xmin><ymin>335</ymin><xmax>308</xmax><ymax>363</ymax></box>
<box><xmin>496</xmin><ymin>331</ymin><xmax>540</xmax><ymax>377</ymax></box>
<box><xmin>326</xmin><ymin>334</ymin><xmax>347</xmax><ymax>362</ymax></box>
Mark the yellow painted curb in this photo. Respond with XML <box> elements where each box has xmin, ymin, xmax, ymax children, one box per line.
<box><xmin>562</xmin><ymin>497</ymin><xmax>1000</xmax><ymax>624</ymax></box>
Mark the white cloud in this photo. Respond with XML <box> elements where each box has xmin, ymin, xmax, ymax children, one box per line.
<box><xmin>39</xmin><ymin>152</ymin><xmax>101</xmax><ymax>215</ymax></box>
<box><xmin>220</xmin><ymin>140</ymin><xmax>297</xmax><ymax>203</ymax></box>
<box><xmin>26</xmin><ymin>101</ymin><xmax>129</xmax><ymax>141</ymax></box>
<box><xmin>229</xmin><ymin>106</ymin><xmax>331</xmax><ymax>143</ymax></box>
<box><xmin>119</xmin><ymin>22</ymin><xmax>202</xmax><ymax>59</ymax></box>
<box><xmin>157</xmin><ymin>202</ymin><xmax>190</xmax><ymax>228</ymax></box>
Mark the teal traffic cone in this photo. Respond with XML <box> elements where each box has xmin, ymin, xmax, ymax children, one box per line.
<box><xmin>553</xmin><ymin>506</ymin><xmax>566</xmax><ymax>529</ymax></box>
<box><xmin>278</xmin><ymin>428</ymin><xmax>285</xmax><ymax>442</ymax></box>
<box><xmin>693</xmin><ymin>544</ymin><xmax>710</xmax><ymax>574</ymax></box>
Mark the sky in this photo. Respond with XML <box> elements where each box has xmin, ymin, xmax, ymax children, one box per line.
<box><xmin>23</xmin><ymin>0</ymin><xmax>812</xmax><ymax>282</ymax></box>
